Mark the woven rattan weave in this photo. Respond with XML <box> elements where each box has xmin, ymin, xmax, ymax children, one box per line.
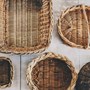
<box><xmin>58</xmin><ymin>5</ymin><xmax>90</xmax><ymax>49</ymax></box>
<box><xmin>0</xmin><ymin>57</ymin><xmax>13</xmax><ymax>88</ymax></box>
<box><xmin>26</xmin><ymin>52</ymin><xmax>77</xmax><ymax>90</ymax></box>
<box><xmin>75</xmin><ymin>62</ymin><xmax>90</xmax><ymax>90</ymax></box>
<box><xmin>0</xmin><ymin>0</ymin><xmax>52</xmax><ymax>54</ymax></box>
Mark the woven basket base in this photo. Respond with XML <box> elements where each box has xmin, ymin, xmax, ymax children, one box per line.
<box><xmin>58</xmin><ymin>5</ymin><xmax>90</xmax><ymax>49</ymax></box>
<box><xmin>0</xmin><ymin>60</ymin><xmax>10</xmax><ymax>86</ymax></box>
<box><xmin>75</xmin><ymin>62</ymin><xmax>90</xmax><ymax>90</ymax></box>
<box><xmin>32</xmin><ymin>58</ymin><xmax>72</xmax><ymax>90</ymax></box>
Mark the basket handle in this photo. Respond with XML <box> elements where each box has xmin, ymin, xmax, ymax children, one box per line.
<box><xmin>33</xmin><ymin>0</ymin><xmax>43</xmax><ymax>9</ymax></box>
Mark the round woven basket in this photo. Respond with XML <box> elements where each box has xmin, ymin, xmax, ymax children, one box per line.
<box><xmin>0</xmin><ymin>0</ymin><xmax>53</xmax><ymax>54</ymax></box>
<box><xmin>58</xmin><ymin>5</ymin><xmax>90</xmax><ymax>49</ymax></box>
<box><xmin>26</xmin><ymin>52</ymin><xmax>77</xmax><ymax>90</ymax></box>
<box><xmin>75</xmin><ymin>62</ymin><xmax>90</xmax><ymax>90</ymax></box>
<box><xmin>0</xmin><ymin>57</ymin><xmax>13</xmax><ymax>88</ymax></box>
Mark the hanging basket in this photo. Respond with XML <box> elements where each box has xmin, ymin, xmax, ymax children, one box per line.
<box><xmin>26</xmin><ymin>52</ymin><xmax>77</xmax><ymax>90</ymax></box>
<box><xmin>0</xmin><ymin>57</ymin><xmax>13</xmax><ymax>88</ymax></box>
<box><xmin>58</xmin><ymin>5</ymin><xmax>90</xmax><ymax>49</ymax></box>
<box><xmin>0</xmin><ymin>0</ymin><xmax>52</xmax><ymax>54</ymax></box>
<box><xmin>75</xmin><ymin>62</ymin><xmax>90</xmax><ymax>90</ymax></box>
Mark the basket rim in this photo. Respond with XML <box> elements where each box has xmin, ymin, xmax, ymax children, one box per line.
<box><xmin>26</xmin><ymin>52</ymin><xmax>77</xmax><ymax>90</ymax></box>
<box><xmin>0</xmin><ymin>57</ymin><xmax>13</xmax><ymax>88</ymax></box>
<box><xmin>0</xmin><ymin>0</ymin><xmax>53</xmax><ymax>54</ymax></box>
<box><xmin>58</xmin><ymin>4</ymin><xmax>90</xmax><ymax>49</ymax></box>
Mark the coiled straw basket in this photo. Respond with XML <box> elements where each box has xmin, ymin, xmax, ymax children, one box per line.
<box><xmin>26</xmin><ymin>52</ymin><xmax>77</xmax><ymax>90</ymax></box>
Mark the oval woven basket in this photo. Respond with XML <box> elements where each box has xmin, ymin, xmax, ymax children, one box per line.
<box><xmin>0</xmin><ymin>0</ymin><xmax>52</xmax><ymax>54</ymax></box>
<box><xmin>58</xmin><ymin>5</ymin><xmax>90</xmax><ymax>49</ymax></box>
<box><xmin>26</xmin><ymin>52</ymin><xmax>77</xmax><ymax>90</ymax></box>
<box><xmin>0</xmin><ymin>57</ymin><xmax>13</xmax><ymax>88</ymax></box>
<box><xmin>75</xmin><ymin>62</ymin><xmax>90</xmax><ymax>90</ymax></box>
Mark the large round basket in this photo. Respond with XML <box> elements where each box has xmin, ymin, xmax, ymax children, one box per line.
<box><xmin>26</xmin><ymin>52</ymin><xmax>77</xmax><ymax>90</ymax></box>
<box><xmin>58</xmin><ymin>5</ymin><xmax>90</xmax><ymax>49</ymax></box>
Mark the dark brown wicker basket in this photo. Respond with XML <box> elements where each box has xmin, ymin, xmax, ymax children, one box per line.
<box><xmin>26</xmin><ymin>52</ymin><xmax>77</xmax><ymax>90</ymax></box>
<box><xmin>75</xmin><ymin>62</ymin><xmax>90</xmax><ymax>90</ymax></box>
<box><xmin>0</xmin><ymin>0</ymin><xmax>52</xmax><ymax>54</ymax></box>
<box><xmin>0</xmin><ymin>57</ymin><xmax>13</xmax><ymax>88</ymax></box>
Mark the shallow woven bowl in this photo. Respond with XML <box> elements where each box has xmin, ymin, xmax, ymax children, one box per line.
<box><xmin>58</xmin><ymin>5</ymin><xmax>90</xmax><ymax>49</ymax></box>
<box><xmin>26</xmin><ymin>52</ymin><xmax>77</xmax><ymax>90</ymax></box>
<box><xmin>0</xmin><ymin>0</ymin><xmax>52</xmax><ymax>54</ymax></box>
<box><xmin>0</xmin><ymin>57</ymin><xmax>13</xmax><ymax>88</ymax></box>
<box><xmin>75</xmin><ymin>62</ymin><xmax>90</xmax><ymax>90</ymax></box>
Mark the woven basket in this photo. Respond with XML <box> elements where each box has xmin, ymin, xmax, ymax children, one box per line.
<box><xmin>0</xmin><ymin>57</ymin><xmax>13</xmax><ymax>88</ymax></box>
<box><xmin>75</xmin><ymin>62</ymin><xmax>90</xmax><ymax>90</ymax></box>
<box><xmin>0</xmin><ymin>0</ymin><xmax>52</xmax><ymax>54</ymax></box>
<box><xmin>58</xmin><ymin>5</ymin><xmax>90</xmax><ymax>49</ymax></box>
<box><xmin>26</xmin><ymin>52</ymin><xmax>77</xmax><ymax>90</ymax></box>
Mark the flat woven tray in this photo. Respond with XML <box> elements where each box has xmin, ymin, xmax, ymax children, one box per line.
<box><xmin>26</xmin><ymin>52</ymin><xmax>77</xmax><ymax>90</ymax></box>
<box><xmin>0</xmin><ymin>57</ymin><xmax>13</xmax><ymax>88</ymax></box>
<box><xmin>75</xmin><ymin>62</ymin><xmax>90</xmax><ymax>90</ymax></box>
<box><xmin>0</xmin><ymin>0</ymin><xmax>52</xmax><ymax>54</ymax></box>
<box><xmin>58</xmin><ymin>5</ymin><xmax>90</xmax><ymax>49</ymax></box>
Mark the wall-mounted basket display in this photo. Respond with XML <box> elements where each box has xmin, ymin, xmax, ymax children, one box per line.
<box><xmin>0</xmin><ymin>57</ymin><xmax>13</xmax><ymax>88</ymax></box>
<box><xmin>0</xmin><ymin>0</ymin><xmax>52</xmax><ymax>54</ymax></box>
<box><xmin>75</xmin><ymin>62</ymin><xmax>90</xmax><ymax>90</ymax></box>
<box><xmin>26</xmin><ymin>52</ymin><xmax>77</xmax><ymax>90</ymax></box>
<box><xmin>58</xmin><ymin>5</ymin><xmax>90</xmax><ymax>49</ymax></box>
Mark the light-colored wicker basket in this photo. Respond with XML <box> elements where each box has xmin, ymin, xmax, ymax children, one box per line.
<box><xmin>0</xmin><ymin>57</ymin><xmax>13</xmax><ymax>88</ymax></box>
<box><xmin>0</xmin><ymin>0</ymin><xmax>53</xmax><ymax>54</ymax></box>
<box><xmin>26</xmin><ymin>52</ymin><xmax>77</xmax><ymax>90</ymax></box>
<box><xmin>58</xmin><ymin>5</ymin><xmax>90</xmax><ymax>49</ymax></box>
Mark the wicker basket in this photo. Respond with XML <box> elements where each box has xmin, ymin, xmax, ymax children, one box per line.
<box><xmin>58</xmin><ymin>5</ymin><xmax>90</xmax><ymax>49</ymax></box>
<box><xmin>0</xmin><ymin>57</ymin><xmax>13</xmax><ymax>88</ymax></box>
<box><xmin>0</xmin><ymin>0</ymin><xmax>52</xmax><ymax>54</ymax></box>
<box><xmin>26</xmin><ymin>52</ymin><xmax>77</xmax><ymax>90</ymax></box>
<box><xmin>75</xmin><ymin>62</ymin><xmax>90</xmax><ymax>90</ymax></box>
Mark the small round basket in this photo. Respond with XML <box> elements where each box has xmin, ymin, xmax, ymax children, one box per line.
<box><xmin>0</xmin><ymin>57</ymin><xmax>13</xmax><ymax>88</ymax></box>
<box><xmin>75</xmin><ymin>62</ymin><xmax>90</xmax><ymax>90</ymax></box>
<box><xmin>26</xmin><ymin>52</ymin><xmax>77</xmax><ymax>90</ymax></box>
<box><xmin>58</xmin><ymin>5</ymin><xmax>90</xmax><ymax>49</ymax></box>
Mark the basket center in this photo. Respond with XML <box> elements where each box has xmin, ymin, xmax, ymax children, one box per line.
<box><xmin>0</xmin><ymin>60</ymin><xmax>11</xmax><ymax>85</ymax></box>
<box><xmin>32</xmin><ymin>58</ymin><xmax>72</xmax><ymax>90</ymax></box>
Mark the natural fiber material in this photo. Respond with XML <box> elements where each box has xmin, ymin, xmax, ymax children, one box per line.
<box><xmin>75</xmin><ymin>62</ymin><xmax>90</xmax><ymax>90</ymax></box>
<box><xmin>26</xmin><ymin>52</ymin><xmax>77</xmax><ymax>90</ymax></box>
<box><xmin>0</xmin><ymin>57</ymin><xmax>13</xmax><ymax>88</ymax></box>
<box><xmin>58</xmin><ymin>5</ymin><xmax>90</xmax><ymax>49</ymax></box>
<box><xmin>0</xmin><ymin>0</ymin><xmax>52</xmax><ymax>54</ymax></box>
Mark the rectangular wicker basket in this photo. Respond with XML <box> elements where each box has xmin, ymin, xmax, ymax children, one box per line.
<box><xmin>0</xmin><ymin>0</ymin><xmax>52</xmax><ymax>54</ymax></box>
